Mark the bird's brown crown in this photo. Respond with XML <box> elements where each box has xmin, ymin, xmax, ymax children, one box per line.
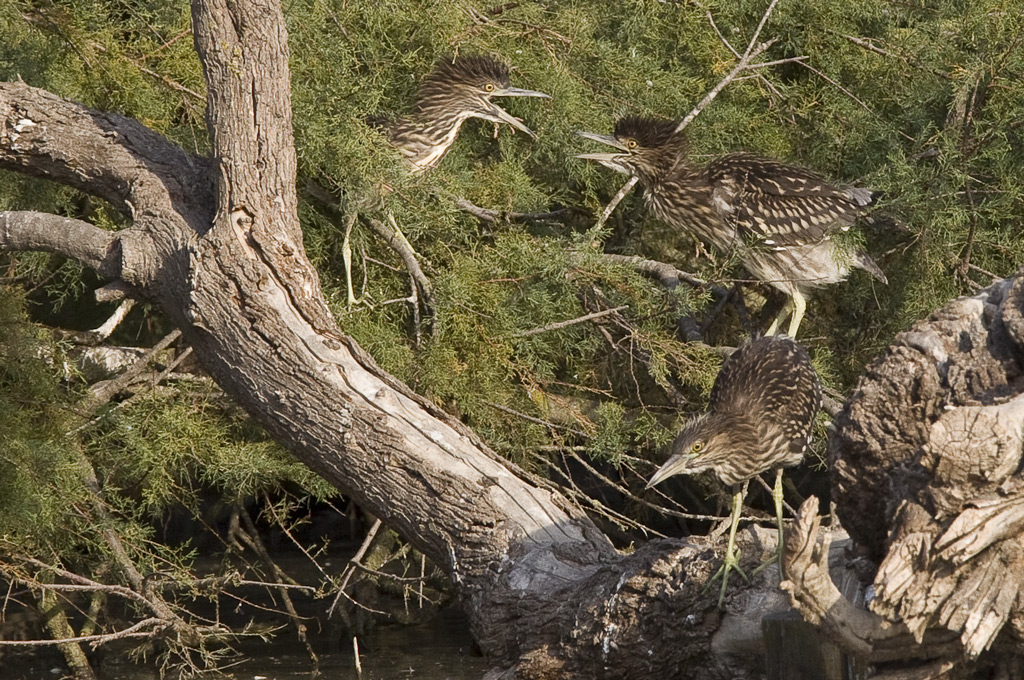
<box><xmin>613</xmin><ymin>116</ymin><xmax>682</xmax><ymax>151</ymax></box>
<box><xmin>416</xmin><ymin>55</ymin><xmax>511</xmax><ymax>105</ymax></box>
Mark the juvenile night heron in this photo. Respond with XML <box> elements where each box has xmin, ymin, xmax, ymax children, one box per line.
<box><xmin>577</xmin><ymin>116</ymin><xmax>887</xmax><ymax>337</ymax></box>
<box><xmin>339</xmin><ymin>56</ymin><xmax>548</xmax><ymax>307</ymax></box>
<box><xmin>383</xmin><ymin>55</ymin><xmax>550</xmax><ymax>174</ymax></box>
<box><xmin>646</xmin><ymin>335</ymin><xmax>821</xmax><ymax>606</ymax></box>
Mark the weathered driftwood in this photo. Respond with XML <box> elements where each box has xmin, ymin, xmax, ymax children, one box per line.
<box><xmin>784</xmin><ymin>274</ymin><xmax>1024</xmax><ymax>676</ymax></box>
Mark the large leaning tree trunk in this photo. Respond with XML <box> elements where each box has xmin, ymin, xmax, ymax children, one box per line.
<box><xmin>0</xmin><ymin>1</ymin><xmax>792</xmax><ymax>678</ymax></box>
<box><xmin>783</xmin><ymin>274</ymin><xmax>1024</xmax><ymax>679</ymax></box>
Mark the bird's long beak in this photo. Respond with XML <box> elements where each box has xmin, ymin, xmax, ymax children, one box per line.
<box><xmin>484</xmin><ymin>102</ymin><xmax>537</xmax><ymax>138</ymax></box>
<box><xmin>485</xmin><ymin>87</ymin><xmax>551</xmax><ymax>138</ymax></box>
<box><xmin>575</xmin><ymin>131</ymin><xmax>632</xmax><ymax>174</ymax></box>
<box><xmin>645</xmin><ymin>454</ymin><xmax>697</xmax><ymax>489</ymax></box>
<box><xmin>575</xmin><ymin>130</ymin><xmax>630</xmax><ymax>152</ymax></box>
<box><xmin>495</xmin><ymin>87</ymin><xmax>552</xmax><ymax>100</ymax></box>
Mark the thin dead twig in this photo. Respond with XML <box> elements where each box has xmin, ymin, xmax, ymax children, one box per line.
<box><xmin>513</xmin><ymin>305</ymin><xmax>628</xmax><ymax>337</ymax></box>
<box><xmin>602</xmin><ymin>253</ymin><xmax>730</xmax><ymax>298</ymax></box>
<box><xmin>0</xmin><ymin>617</ymin><xmax>165</xmax><ymax>648</ymax></box>
<box><xmin>483</xmin><ymin>400</ymin><xmax>591</xmax><ymax>438</ymax></box>
<box><xmin>595</xmin><ymin>2</ymin><xmax>788</xmax><ymax>228</ymax></box>
<box><xmin>838</xmin><ymin>33</ymin><xmax>951</xmax><ymax>80</ymax></box>
<box><xmin>328</xmin><ymin>518</ymin><xmax>383</xmax><ymax>618</ymax></box>
<box><xmin>236</xmin><ymin>508</ymin><xmax>318</xmax><ymax>664</ymax></box>
<box><xmin>795</xmin><ymin>60</ymin><xmax>916</xmax><ymax>142</ymax></box>
<box><xmin>363</xmin><ymin>214</ymin><xmax>436</xmax><ymax>317</ymax></box>
<box><xmin>595</xmin><ymin>176</ymin><xmax>638</xmax><ymax>229</ymax></box>
<box><xmin>675</xmin><ymin>38</ymin><xmax>778</xmax><ymax>135</ymax></box>
<box><xmin>77</xmin><ymin>328</ymin><xmax>182</xmax><ymax>417</ymax></box>
<box><xmin>454</xmin><ymin>197</ymin><xmax>569</xmax><ymax>224</ymax></box>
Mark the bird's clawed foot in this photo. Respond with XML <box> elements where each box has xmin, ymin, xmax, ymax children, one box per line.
<box><xmin>705</xmin><ymin>542</ymin><xmax>749</xmax><ymax>609</ymax></box>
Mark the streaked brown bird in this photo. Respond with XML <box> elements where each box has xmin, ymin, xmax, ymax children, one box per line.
<box><xmin>383</xmin><ymin>55</ymin><xmax>550</xmax><ymax>174</ymax></box>
<box><xmin>339</xmin><ymin>56</ymin><xmax>548</xmax><ymax>308</ymax></box>
<box><xmin>577</xmin><ymin>116</ymin><xmax>886</xmax><ymax>337</ymax></box>
<box><xmin>646</xmin><ymin>335</ymin><xmax>821</xmax><ymax>606</ymax></box>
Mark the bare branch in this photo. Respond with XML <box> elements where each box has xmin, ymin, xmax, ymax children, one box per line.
<box><xmin>594</xmin><ymin>2</ymin><xmax>788</xmax><ymax>225</ymax></box>
<box><xmin>363</xmin><ymin>214</ymin><xmax>436</xmax><ymax>317</ymax></box>
<box><xmin>596</xmin><ymin>176</ymin><xmax>638</xmax><ymax>229</ymax></box>
<box><xmin>742</xmin><ymin>0</ymin><xmax>780</xmax><ymax>60</ymax></box>
<box><xmin>513</xmin><ymin>305</ymin><xmax>628</xmax><ymax>337</ymax></box>
<box><xmin>601</xmin><ymin>253</ymin><xmax>730</xmax><ymax>298</ymax></box>
<box><xmin>78</xmin><ymin>329</ymin><xmax>182</xmax><ymax>416</ymax></box>
<box><xmin>675</xmin><ymin>38</ymin><xmax>777</xmax><ymax>135</ymax></box>
<box><xmin>454</xmin><ymin>197</ymin><xmax>570</xmax><ymax>224</ymax></box>
<box><xmin>0</xmin><ymin>211</ymin><xmax>120</xmax><ymax>279</ymax></box>
<box><xmin>0</xmin><ymin>81</ymin><xmax>210</xmax><ymax>219</ymax></box>
<box><xmin>328</xmin><ymin>518</ymin><xmax>383</xmax><ymax>618</ymax></box>
<box><xmin>62</xmin><ymin>299</ymin><xmax>137</xmax><ymax>347</ymax></box>
<box><xmin>0</xmin><ymin>617</ymin><xmax>165</xmax><ymax>648</ymax></box>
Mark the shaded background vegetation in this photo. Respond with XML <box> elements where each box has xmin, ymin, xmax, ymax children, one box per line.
<box><xmin>0</xmin><ymin>0</ymin><xmax>1022</xmax><ymax>672</ymax></box>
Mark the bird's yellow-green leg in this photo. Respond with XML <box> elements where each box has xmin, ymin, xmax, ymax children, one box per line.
<box><xmin>751</xmin><ymin>468</ymin><xmax>789</xmax><ymax>579</ymax></box>
<box><xmin>786</xmin><ymin>291</ymin><xmax>807</xmax><ymax>338</ymax></box>
<box><xmin>708</xmin><ymin>483</ymin><xmax>749</xmax><ymax>608</ymax></box>
<box><xmin>773</xmin><ymin>468</ymin><xmax>785</xmax><ymax>576</ymax></box>
<box><xmin>765</xmin><ymin>298</ymin><xmax>792</xmax><ymax>336</ymax></box>
<box><xmin>765</xmin><ymin>291</ymin><xmax>807</xmax><ymax>337</ymax></box>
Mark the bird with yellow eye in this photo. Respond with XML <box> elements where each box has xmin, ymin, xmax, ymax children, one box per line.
<box><xmin>646</xmin><ymin>335</ymin><xmax>821</xmax><ymax>607</ymax></box>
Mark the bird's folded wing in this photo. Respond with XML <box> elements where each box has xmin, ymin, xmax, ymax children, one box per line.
<box><xmin>706</xmin><ymin>153</ymin><xmax>875</xmax><ymax>249</ymax></box>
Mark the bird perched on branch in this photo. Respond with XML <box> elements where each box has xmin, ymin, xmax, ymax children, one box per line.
<box><xmin>647</xmin><ymin>335</ymin><xmax>821</xmax><ymax>607</ymax></box>
<box><xmin>381</xmin><ymin>55</ymin><xmax>550</xmax><ymax>174</ymax></box>
<box><xmin>577</xmin><ymin>116</ymin><xmax>886</xmax><ymax>337</ymax></box>
<box><xmin>329</xmin><ymin>55</ymin><xmax>549</xmax><ymax>313</ymax></box>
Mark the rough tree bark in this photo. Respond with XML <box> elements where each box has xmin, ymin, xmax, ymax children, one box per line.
<box><xmin>0</xmin><ymin>1</ymin><xmax>791</xmax><ymax>678</ymax></box>
<box><xmin>783</xmin><ymin>275</ymin><xmax>1024</xmax><ymax>678</ymax></box>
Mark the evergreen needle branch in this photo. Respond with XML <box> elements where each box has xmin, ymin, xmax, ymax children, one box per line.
<box><xmin>598</xmin><ymin>2</ymin><xmax>783</xmax><ymax>226</ymax></box>
<box><xmin>513</xmin><ymin>305</ymin><xmax>628</xmax><ymax>337</ymax></box>
<box><xmin>836</xmin><ymin>32</ymin><xmax>951</xmax><ymax>80</ymax></box>
<box><xmin>795</xmin><ymin>60</ymin><xmax>916</xmax><ymax>142</ymax></box>
<box><xmin>675</xmin><ymin>37</ymin><xmax>776</xmax><ymax>135</ymax></box>
<box><xmin>697</xmin><ymin>2</ymin><xmax>785</xmax><ymax>100</ymax></box>
<box><xmin>743</xmin><ymin>0</ymin><xmax>780</xmax><ymax>60</ymax></box>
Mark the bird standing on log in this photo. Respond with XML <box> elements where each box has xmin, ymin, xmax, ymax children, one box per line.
<box><xmin>647</xmin><ymin>335</ymin><xmax>822</xmax><ymax>606</ymax></box>
<box><xmin>577</xmin><ymin>116</ymin><xmax>886</xmax><ymax>337</ymax></box>
<box><xmin>382</xmin><ymin>55</ymin><xmax>550</xmax><ymax>174</ymax></box>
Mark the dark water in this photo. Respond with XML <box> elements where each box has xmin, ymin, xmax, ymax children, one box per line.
<box><xmin>7</xmin><ymin>609</ymin><xmax>490</xmax><ymax>680</ymax></box>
